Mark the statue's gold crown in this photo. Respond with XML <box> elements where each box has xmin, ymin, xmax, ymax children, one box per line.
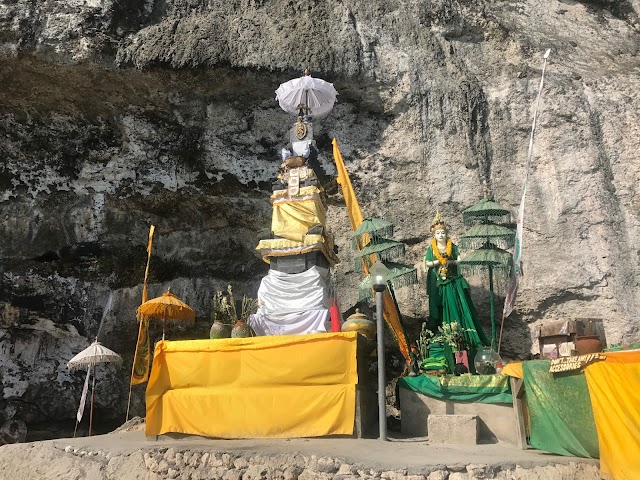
<box><xmin>430</xmin><ymin>210</ymin><xmax>448</xmax><ymax>233</ymax></box>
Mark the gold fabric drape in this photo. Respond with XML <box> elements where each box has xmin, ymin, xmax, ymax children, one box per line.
<box><xmin>145</xmin><ymin>332</ymin><xmax>359</xmax><ymax>438</ymax></box>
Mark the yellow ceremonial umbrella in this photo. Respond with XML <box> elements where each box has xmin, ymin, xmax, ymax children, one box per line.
<box><xmin>137</xmin><ymin>289</ymin><xmax>196</xmax><ymax>339</ymax></box>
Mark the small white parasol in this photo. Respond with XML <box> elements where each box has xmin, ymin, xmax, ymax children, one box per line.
<box><xmin>68</xmin><ymin>340</ymin><xmax>122</xmax><ymax>437</ymax></box>
<box><xmin>275</xmin><ymin>73</ymin><xmax>338</xmax><ymax>118</ymax></box>
<box><xmin>67</xmin><ymin>341</ymin><xmax>122</xmax><ymax>370</ymax></box>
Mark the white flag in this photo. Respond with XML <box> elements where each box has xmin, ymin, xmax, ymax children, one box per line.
<box><xmin>76</xmin><ymin>366</ymin><xmax>91</xmax><ymax>423</ymax></box>
<box><xmin>502</xmin><ymin>49</ymin><xmax>551</xmax><ymax>319</ymax></box>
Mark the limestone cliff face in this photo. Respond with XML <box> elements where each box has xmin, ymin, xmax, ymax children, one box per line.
<box><xmin>1</xmin><ymin>0</ymin><xmax>640</xmax><ymax>434</ymax></box>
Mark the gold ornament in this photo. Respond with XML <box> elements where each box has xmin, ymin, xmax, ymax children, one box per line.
<box><xmin>430</xmin><ymin>210</ymin><xmax>449</xmax><ymax>234</ymax></box>
<box><xmin>295</xmin><ymin>121</ymin><xmax>307</xmax><ymax>140</ymax></box>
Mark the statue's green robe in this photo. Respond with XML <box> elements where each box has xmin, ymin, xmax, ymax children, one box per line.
<box><xmin>425</xmin><ymin>243</ymin><xmax>491</xmax><ymax>350</ymax></box>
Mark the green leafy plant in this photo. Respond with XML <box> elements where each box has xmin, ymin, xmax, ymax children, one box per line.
<box><xmin>430</xmin><ymin>322</ymin><xmax>476</xmax><ymax>352</ymax></box>
<box><xmin>418</xmin><ymin>323</ymin><xmax>434</xmax><ymax>361</ymax></box>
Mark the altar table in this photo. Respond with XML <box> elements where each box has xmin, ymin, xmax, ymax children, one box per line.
<box><xmin>145</xmin><ymin>332</ymin><xmax>363</xmax><ymax>439</ymax></box>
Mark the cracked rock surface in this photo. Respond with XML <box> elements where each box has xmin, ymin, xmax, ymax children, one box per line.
<box><xmin>1</xmin><ymin>0</ymin><xmax>640</xmax><ymax>434</ymax></box>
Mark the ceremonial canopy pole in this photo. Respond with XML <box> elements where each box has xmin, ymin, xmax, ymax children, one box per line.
<box><xmin>498</xmin><ymin>49</ymin><xmax>551</xmax><ymax>354</ymax></box>
<box><xmin>126</xmin><ymin>224</ymin><xmax>155</xmax><ymax>422</ymax></box>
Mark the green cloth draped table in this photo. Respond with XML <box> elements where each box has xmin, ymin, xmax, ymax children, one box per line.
<box><xmin>522</xmin><ymin>360</ymin><xmax>599</xmax><ymax>458</ymax></box>
<box><xmin>398</xmin><ymin>373</ymin><xmax>512</xmax><ymax>404</ymax></box>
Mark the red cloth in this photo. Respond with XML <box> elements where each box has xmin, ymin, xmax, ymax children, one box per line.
<box><xmin>329</xmin><ymin>298</ymin><xmax>341</xmax><ymax>332</ymax></box>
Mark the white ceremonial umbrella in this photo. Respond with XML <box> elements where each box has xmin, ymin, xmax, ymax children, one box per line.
<box><xmin>275</xmin><ymin>73</ymin><xmax>338</xmax><ymax>118</ymax></box>
<box><xmin>68</xmin><ymin>340</ymin><xmax>122</xmax><ymax>436</ymax></box>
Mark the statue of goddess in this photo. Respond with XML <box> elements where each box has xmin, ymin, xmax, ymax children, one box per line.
<box><xmin>424</xmin><ymin>212</ymin><xmax>490</xmax><ymax>353</ymax></box>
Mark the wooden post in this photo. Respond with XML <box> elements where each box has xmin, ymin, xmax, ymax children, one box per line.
<box><xmin>510</xmin><ymin>377</ymin><xmax>528</xmax><ymax>449</ymax></box>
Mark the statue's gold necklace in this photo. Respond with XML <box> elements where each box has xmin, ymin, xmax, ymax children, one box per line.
<box><xmin>432</xmin><ymin>238</ymin><xmax>452</xmax><ymax>280</ymax></box>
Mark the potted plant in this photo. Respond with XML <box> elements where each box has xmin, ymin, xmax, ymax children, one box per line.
<box><xmin>209</xmin><ymin>288</ymin><xmax>233</xmax><ymax>339</ymax></box>
<box><xmin>431</xmin><ymin>322</ymin><xmax>476</xmax><ymax>373</ymax></box>
<box><xmin>210</xmin><ymin>285</ymin><xmax>259</xmax><ymax>339</ymax></box>
<box><xmin>225</xmin><ymin>285</ymin><xmax>258</xmax><ymax>338</ymax></box>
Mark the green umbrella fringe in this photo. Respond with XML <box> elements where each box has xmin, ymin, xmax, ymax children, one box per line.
<box><xmin>463</xmin><ymin>214</ymin><xmax>511</xmax><ymax>227</ymax></box>
<box><xmin>352</xmin><ymin>226</ymin><xmax>395</xmax><ymax>250</ymax></box>
<box><xmin>357</xmin><ymin>269</ymin><xmax>418</xmax><ymax>302</ymax></box>
<box><xmin>461</xmin><ymin>236</ymin><xmax>515</xmax><ymax>250</ymax></box>
<box><xmin>353</xmin><ymin>245</ymin><xmax>406</xmax><ymax>271</ymax></box>
<box><xmin>391</xmin><ymin>269</ymin><xmax>418</xmax><ymax>289</ymax></box>
<box><xmin>358</xmin><ymin>288</ymin><xmax>374</xmax><ymax>303</ymax></box>
<box><xmin>458</xmin><ymin>264</ymin><xmax>510</xmax><ymax>277</ymax></box>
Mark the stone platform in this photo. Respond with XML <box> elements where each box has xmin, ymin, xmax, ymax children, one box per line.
<box><xmin>399</xmin><ymin>388</ymin><xmax>519</xmax><ymax>445</ymax></box>
<box><xmin>0</xmin><ymin>429</ymin><xmax>600</xmax><ymax>480</ymax></box>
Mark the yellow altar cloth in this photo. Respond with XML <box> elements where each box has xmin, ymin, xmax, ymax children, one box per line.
<box><xmin>145</xmin><ymin>332</ymin><xmax>358</xmax><ymax>438</ymax></box>
<box><xmin>584</xmin><ymin>350</ymin><xmax>640</xmax><ymax>480</ymax></box>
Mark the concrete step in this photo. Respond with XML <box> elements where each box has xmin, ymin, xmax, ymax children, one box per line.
<box><xmin>427</xmin><ymin>414</ymin><xmax>478</xmax><ymax>445</ymax></box>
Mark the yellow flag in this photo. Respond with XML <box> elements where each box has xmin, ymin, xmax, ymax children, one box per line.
<box><xmin>131</xmin><ymin>225</ymin><xmax>155</xmax><ymax>385</ymax></box>
<box><xmin>333</xmin><ymin>139</ymin><xmax>363</xmax><ymax>229</ymax></box>
<box><xmin>131</xmin><ymin>316</ymin><xmax>150</xmax><ymax>384</ymax></box>
<box><xmin>332</xmin><ymin>139</ymin><xmax>410</xmax><ymax>364</ymax></box>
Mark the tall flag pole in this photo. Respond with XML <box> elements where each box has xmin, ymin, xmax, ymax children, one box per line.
<box><xmin>498</xmin><ymin>49</ymin><xmax>551</xmax><ymax>354</ymax></box>
<box><xmin>333</xmin><ymin>139</ymin><xmax>411</xmax><ymax>364</ymax></box>
<box><xmin>126</xmin><ymin>225</ymin><xmax>155</xmax><ymax>421</ymax></box>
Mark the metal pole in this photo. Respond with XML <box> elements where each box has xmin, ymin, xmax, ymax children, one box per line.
<box><xmin>375</xmin><ymin>287</ymin><xmax>387</xmax><ymax>441</ymax></box>
<box><xmin>489</xmin><ymin>265</ymin><xmax>496</xmax><ymax>349</ymax></box>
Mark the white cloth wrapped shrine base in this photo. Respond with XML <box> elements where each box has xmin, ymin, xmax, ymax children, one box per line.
<box><xmin>249</xmin><ymin>309</ymin><xmax>330</xmax><ymax>336</ymax></box>
<box><xmin>248</xmin><ymin>266</ymin><xmax>331</xmax><ymax>336</ymax></box>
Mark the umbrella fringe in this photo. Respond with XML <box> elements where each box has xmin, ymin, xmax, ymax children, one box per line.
<box><xmin>459</xmin><ymin>264</ymin><xmax>510</xmax><ymax>277</ymax></box>
<box><xmin>353</xmin><ymin>245</ymin><xmax>405</xmax><ymax>271</ymax></box>
<box><xmin>463</xmin><ymin>213</ymin><xmax>511</xmax><ymax>227</ymax></box>
<box><xmin>390</xmin><ymin>269</ymin><xmax>418</xmax><ymax>290</ymax></box>
<box><xmin>461</xmin><ymin>236</ymin><xmax>515</xmax><ymax>250</ymax></box>
<box><xmin>358</xmin><ymin>287</ymin><xmax>374</xmax><ymax>303</ymax></box>
<box><xmin>352</xmin><ymin>226</ymin><xmax>395</xmax><ymax>250</ymax></box>
<box><xmin>357</xmin><ymin>268</ymin><xmax>418</xmax><ymax>302</ymax></box>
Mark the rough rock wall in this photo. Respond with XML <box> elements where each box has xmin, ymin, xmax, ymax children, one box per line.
<box><xmin>1</xmin><ymin>0</ymin><xmax>640</xmax><ymax>433</ymax></box>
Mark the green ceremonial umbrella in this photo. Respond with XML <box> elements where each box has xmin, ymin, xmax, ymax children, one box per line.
<box><xmin>353</xmin><ymin>239</ymin><xmax>405</xmax><ymax>272</ymax></box>
<box><xmin>358</xmin><ymin>262</ymin><xmax>418</xmax><ymax>302</ymax></box>
<box><xmin>463</xmin><ymin>199</ymin><xmax>511</xmax><ymax>226</ymax></box>
<box><xmin>460</xmin><ymin>198</ymin><xmax>514</xmax><ymax>348</ymax></box>
<box><xmin>459</xmin><ymin>244</ymin><xmax>513</xmax><ymax>347</ymax></box>
<box><xmin>352</xmin><ymin>217</ymin><xmax>394</xmax><ymax>250</ymax></box>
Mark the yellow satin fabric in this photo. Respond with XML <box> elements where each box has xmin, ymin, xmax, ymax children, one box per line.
<box><xmin>501</xmin><ymin>361</ymin><xmax>524</xmax><ymax>379</ymax></box>
<box><xmin>271</xmin><ymin>190</ymin><xmax>326</xmax><ymax>242</ymax></box>
<box><xmin>145</xmin><ymin>332</ymin><xmax>358</xmax><ymax>438</ymax></box>
<box><xmin>256</xmin><ymin>235</ymin><xmax>339</xmax><ymax>266</ymax></box>
<box><xmin>584</xmin><ymin>351</ymin><xmax>640</xmax><ymax>479</ymax></box>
